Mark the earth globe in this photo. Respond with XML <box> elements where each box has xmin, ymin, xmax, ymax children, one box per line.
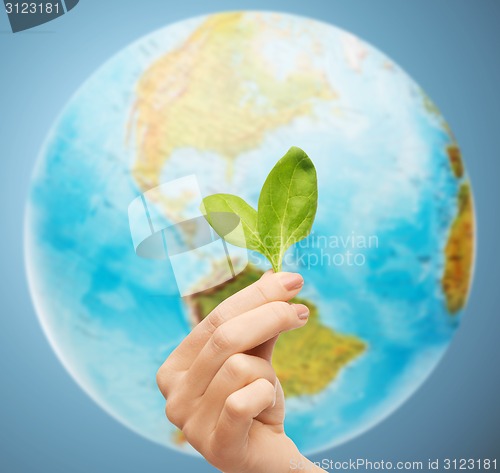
<box><xmin>25</xmin><ymin>12</ymin><xmax>475</xmax><ymax>455</ymax></box>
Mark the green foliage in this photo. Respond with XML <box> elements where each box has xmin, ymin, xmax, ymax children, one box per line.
<box><xmin>201</xmin><ymin>146</ymin><xmax>318</xmax><ymax>272</ymax></box>
<box><xmin>200</xmin><ymin>194</ymin><xmax>263</xmax><ymax>252</ymax></box>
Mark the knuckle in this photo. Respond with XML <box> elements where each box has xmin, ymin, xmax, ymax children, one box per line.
<box><xmin>259</xmin><ymin>378</ymin><xmax>276</xmax><ymax>403</ymax></box>
<box><xmin>156</xmin><ymin>361</ymin><xmax>167</xmax><ymax>380</ymax></box>
<box><xmin>156</xmin><ymin>365</ymin><xmax>173</xmax><ymax>397</ymax></box>
<box><xmin>165</xmin><ymin>397</ymin><xmax>183</xmax><ymax>427</ymax></box>
<box><xmin>224</xmin><ymin>394</ymin><xmax>247</xmax><ymax>419</ymax></box>
<box><xmin>251</xmin><ymin>378</ymin><xmax>276</xmax><ymax>408</ymax></box>
<box><xmin>211</xmin><ymin>326</ymin><xmax>232</xmax><ymax>353</ymax></box>
<box><xmin>269</xmin><ymin>301</ymin><xmax>293</xmax><ymax>323</ymax></box>
<box><xmin>205</xmin><ymin>307</ymin><xmax>225</xmax><ymax>334</ymax></box>
<box><xmin>265</xmin><ymin>365</ymin><xmax>277</xmax><ymax>386</ymax></box>
<box><xmin>180</xmin><ymin>420</ymin><xmax>203</xmax><ymax>453</ymax></box>
<box><xmin>252</xmin><ymin>280</ymin><xmax>270</xmax><ymax>303</ymax></box>
<box><xmin>155</xmin><ymin>368</ymin><xmax>164</xmax><ymax>389</ymax></box>
<box><xmin>180</xmin><ymin>419</ymin><xmax>196</xmax><ymax>445</ymax></box>
<box><xmin>156</xmin><ymin>371</ymin><xmax>166</xmax><ymax>395</ymax></box>
<box><xmin>224</xmin><ymin>353</ymin><xmax>251</xmax><ymax>380</ymax></box>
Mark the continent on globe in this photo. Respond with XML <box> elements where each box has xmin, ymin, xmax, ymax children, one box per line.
<box><xmin>447</xmin><ymin>144</ymin><xmax>464</xmax><ymax>179</ymax></box>
<box><xmin>442</xmin><ymin>181</ymin><xmax>474</xmax><ymax>314</ymax></box>
<box><xmin>185</xmin><ymin>265</ymin><xmax>366</xmax><ymax>397</ymax></box>
<box><xmin>440</xmin><ymin>140</ymin><xmax>474</xmax><ymax>315</ymax></box>
<box><xmin>130</xmin><ymin>12</ymin><xmax>337</xmax><ymax>191</ymax></box>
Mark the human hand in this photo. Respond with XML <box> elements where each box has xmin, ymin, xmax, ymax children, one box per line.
<box><xmin>156</xmin><ymin>271</ymin><xmax>324</xmax><ymax>473</ymax></box>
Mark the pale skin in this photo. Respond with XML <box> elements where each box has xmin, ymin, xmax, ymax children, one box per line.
<box><xmin>156</xmin><ymin>270</ymin><xmax>326</xmax><ymax>473</ymax></box>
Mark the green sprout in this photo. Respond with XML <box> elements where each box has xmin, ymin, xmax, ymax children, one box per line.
<box><xmin>201</xmin><ymin>146</ymin><xmax>318</xmax><ymax>272</ymax></box>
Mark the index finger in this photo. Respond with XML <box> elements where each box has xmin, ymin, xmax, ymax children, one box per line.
<box><xmin>166</xmin><ymin>271</ymin><xmax>304</xmax><ymax>370</ymax></box>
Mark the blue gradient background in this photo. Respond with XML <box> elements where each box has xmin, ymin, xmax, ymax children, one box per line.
<box><xmin>0</xmin><ymin>1</ymin><xmax>498</xmax><ymax>471</ymax></box>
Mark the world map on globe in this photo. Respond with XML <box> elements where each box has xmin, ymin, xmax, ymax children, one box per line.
<box><xmin>25</xmin><ymin>12</ymin><xmax>474</xmax><ymax>454</ymax></box>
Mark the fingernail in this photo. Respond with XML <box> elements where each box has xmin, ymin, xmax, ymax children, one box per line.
<box><xmin>279</xmin><ymin>272</ymin><xmax>304</xmax><ymax>290</ymax></box>
<box><xmin>293</xmin><ymin>304</ymin><xmax>310</xmax><ymax>320</ymax></box>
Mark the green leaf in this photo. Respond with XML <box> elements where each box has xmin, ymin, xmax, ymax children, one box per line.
<box><xmin>200</xmin><ymin>193</ymin><xmax>264</xmax><ymax>253</ymax></box>
<box><xmin>258</xmin><ymin>147</ymin><xmax>318</xmax><ymax>271</ymax></box>
<box><xmin>200</xmin><ymin>146</ymin><xmax>318</xmax><ymax>272</ymax></box>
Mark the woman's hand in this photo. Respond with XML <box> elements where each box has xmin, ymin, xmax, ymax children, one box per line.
<box><xmin>156</xmin><ymin>271</ymin><xmax>324</xmax><ymax>473</ymax></box>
